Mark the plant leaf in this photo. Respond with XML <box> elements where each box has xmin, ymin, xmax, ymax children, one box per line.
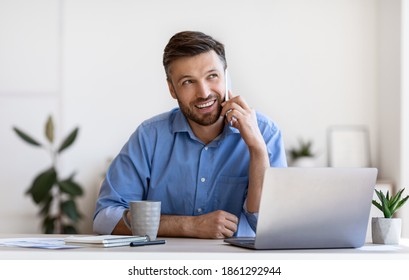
<box><xmin>13</xmin><ymin>127</ymin><xmax>42</xmax><ymax>147</ymax></box>
<box><xmin>379</xmin><ymin>191</ymin><xmax>392</xmax><ymax>218</ymax></box>
<box><xmin>39</xmin><ymin>194</ymin><xmax>53</xmax><ymax>216</ymax></box>
<box><xmin>61</xmin><ymin>200</ymin><xmax>81</xmax><ymax>222</ymax></box>
<box><xmin>374</xmin><ymin>189</ymin><xmax>383</xmax><ymax>203</ymax></box>
<box><xmin>42</xmin><ymin>216</ymin><xmax>55</xmax><ymax>234</ymax></box>
<box><xmin>26</xmin><ymin>167</ymin><xmax>57</xmax><ymax>204</ymax></box>
<box><xmin>372</xmin><ymin>200</ymin><xmax>383</xmax><ymax>212</ymax></box>
<box><xmin>58</xmin><ymin>178</ymin><xmax>83</xmax><ymax>196</ymax></box>
<box><xmin>58</xmin><ymin>127</ymin><xmax>79</xmax><ymax>153</ymax></box>
<box><xmin>45</xmin><ymin>115</ymin><xmax>54</xmax><ymax>144</ymax></box>
<box><xmin>389</xmin><ymin>189</ymin><xmax>403</xmax><ymax>214</ymax></box>
<box><xmin>67</xmin><ymin>171</ymin><xmax>77</xmax><ymax>181</ymax></box>
<box><xmin>391</xmin><ymin>188</ymin><xmax>404</xmax><ymax>202</ymax></box>
<box><xmin>393</xmin><ymin>195</ymin><xmax>409</xmax><ymax>215</ymax></box>
<box><xmin>377</xmin><ymin>189</ymin><xmax>386</xmax><ymax>205</ymax></box>
<box><xmin>62</xmin><ymin>225</ymin><xmax>78</xmax><ymax>234</ymax></box>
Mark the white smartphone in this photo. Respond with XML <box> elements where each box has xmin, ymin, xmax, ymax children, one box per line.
<box><xmin>224</xmin><ymin>69</ymin><xmax>235</xmax><ymax>125</ymax></box>
<box><xmin>224</xmin><ymin>69</ymin><xmax>230</xmax><ymax>102</ymax></box>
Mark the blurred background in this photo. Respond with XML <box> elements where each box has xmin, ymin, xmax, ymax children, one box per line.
<box><xmin>1</xmin><ymin>0</ymin><xmax>408</xmax><ymax>236</ymax></box>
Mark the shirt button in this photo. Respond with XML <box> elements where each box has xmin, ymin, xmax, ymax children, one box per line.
<box><xmin>204</xmin><ymin>147</ymin><xmax>208</xmax><ymax>151</ymax></box>
<box><xmin>201</xmin><ymin>177</ymin><xmax>206</xmax><ymax>183</ymax></box>
<box><xmin>197</xmin><ymin>208</ymin><xmax>203</xmax><ymax>213</ymax></box>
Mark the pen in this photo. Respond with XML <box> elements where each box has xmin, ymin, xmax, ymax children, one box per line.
<box><xmin>130</xmin><ymin>240</ymin><xmax>166</xmax><ymax>247</ymax></box>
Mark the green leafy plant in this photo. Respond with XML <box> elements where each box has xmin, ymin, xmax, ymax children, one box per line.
<box><xmin>288</xmin><ymin>138</ymin><xmax>315</xmax><ymax>161</ymax></box>
<box><xmin>372</xmin><ymin>188</ymin><xmax>409</xmax><ymax>218</ymax></box>
<box><xmin>13</xmin><ymin>115</ymin><xmax>83</xmax><ymax>233</ymax></box>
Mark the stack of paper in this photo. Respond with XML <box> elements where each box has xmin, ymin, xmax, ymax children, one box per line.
<box><xmin>0</xmin><ymin>237</ymin><xmax>78</xmax><ymax>249</ymax></box>
<box><xmin>64</xmin><ymin>235</ymin><xmax>148</xmax><ymax>248</ymax></box>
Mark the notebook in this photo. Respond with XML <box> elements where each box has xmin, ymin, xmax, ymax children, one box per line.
<box><xmin>64</xmin><ymin>235</ymin><xmax>148</xmax><ymax>248</ymax></box>
<box><xmin>224</xmin><ymin>167</ymin><xmax>378</xmax><ymax>249</ymax></box>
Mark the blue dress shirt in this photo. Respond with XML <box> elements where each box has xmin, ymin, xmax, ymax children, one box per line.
<box><xmin>93</xmin><ymin>108</ymin><xmax>287</xmax><ymax>236</ymax></box>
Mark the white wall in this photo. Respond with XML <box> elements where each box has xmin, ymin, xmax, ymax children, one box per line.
<box><xmin>400</xmin><ymin>0</ymin><xmax>409</xmax><ymax>236</ymax></box>
<box><xmin>1</xmin><ymin>0</ymin><xmax>405</xmax><ymax>235</ymax></box>
<box><xmin>378</xmin><ymin>1</ymin><xmax>401</xmax><ymax>186</ymax></box>
<box><xmin>377</xmin><ymin>0</ymin><xmax>409</xmax><ymax>236</ymax></box>
<box><xmin>0</xmin><ymin>0</ymin><xmax>61</xmax><ymax>232</ymax></box>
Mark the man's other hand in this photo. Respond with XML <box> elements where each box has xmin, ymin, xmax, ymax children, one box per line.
<box><xmin>192</xmin><ymin>210</ymin><xmax>238</xmax><ymax>239</ymax></box>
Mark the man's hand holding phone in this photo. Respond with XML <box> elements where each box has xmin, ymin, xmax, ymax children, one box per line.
<box><xmin>222</xmin><ymin>71</ymin><xmax>265</xmax><ymax>150</ymax></box>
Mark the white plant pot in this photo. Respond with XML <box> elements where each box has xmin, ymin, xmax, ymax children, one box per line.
<box><xmin>291</xmin><ymin>157</ymin><xmax>315</xmax><ymax>168</ymax></box>
<box><xmin>371</xmin><ymin>217</ymin><xmax>402</xmax><ymax>245</ymax></box>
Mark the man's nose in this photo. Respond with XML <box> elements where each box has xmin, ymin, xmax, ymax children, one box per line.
<box><xmin>196</xmin><ymin>82</ymin><xmax>211</xmax><ymax>98</ymax></box>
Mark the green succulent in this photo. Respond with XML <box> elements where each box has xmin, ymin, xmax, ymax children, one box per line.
<box><xmin>289</xmin><ymin>138</ymin><xmax>315</xmax><ymax>160</ymax></box>
<box><xmin>13</xmin><ymin>115</ymin><xmax>83</xmax><ymax>234</ymax></box>
<box><xmin>372</xmin><ymin>188</ymin><xmax>409</xmax><ymax>218</ymax></box>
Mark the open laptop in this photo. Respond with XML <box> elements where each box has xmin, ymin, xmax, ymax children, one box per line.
<box><xmin>224</xmin><ymin>167</ymin><xmax>378</xmax><ymax>249</ymax></box>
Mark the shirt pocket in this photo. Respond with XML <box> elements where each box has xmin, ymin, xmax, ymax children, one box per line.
<box><xmin>213</xmin><ymin>176</ymin><xmax>248</xmax><ymax>217</ymax></box>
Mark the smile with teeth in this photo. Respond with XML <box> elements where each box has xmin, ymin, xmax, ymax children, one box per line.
<box><xmin>196</xmin><ymin>100</ymin><xmax>215</xmax><ymax>109</ymax></box>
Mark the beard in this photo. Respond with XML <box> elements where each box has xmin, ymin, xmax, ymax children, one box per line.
<box><xmin>176</xmin><ymin>94</ymin><xmax>223</xmax><ymax>126</ymax></box>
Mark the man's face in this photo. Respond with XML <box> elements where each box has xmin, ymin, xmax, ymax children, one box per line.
<box><xmin>167</xmin><ymin>51</ymin><xmax>226</xmax><ymax>126</ymax></box>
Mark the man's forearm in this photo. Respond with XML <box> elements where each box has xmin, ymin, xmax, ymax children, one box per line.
<box><xmin>246</xmin><ymin>143</ymin><xmax>270</xmax><ymax>213</ymax></box>
<box><xmin>110</xmin><ymin>213</ymin><xmax>193</xmax><ymax>236</ymax></box>
<box><xmin>111</xmin><ymin>216</ymin><xmax>132</xmax><ymax>235</ymax></box>
<box><xmin>112</xmin><ymin>211</ymin><xmax>238</xmax><ymax>239</ymax></box>
<box><xmin>110</xmin><ymin>214</ymin><xmax>191</xmax><ymax>236</ymax></box>
<box><xmin>159</xmin><ymin>212</ymin><xmax>238</xmax><ymax>238</ymax></box>
<box><xmin>158</xmin><ymin>215</ymin><xmax>196</xmax><ymax>237</ymax></box>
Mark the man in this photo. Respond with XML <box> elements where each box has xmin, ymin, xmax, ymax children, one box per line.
<box><xmin>93</xmin><ymin>31</ymin><xmax>287</xmax><ymax>238</ymax></box>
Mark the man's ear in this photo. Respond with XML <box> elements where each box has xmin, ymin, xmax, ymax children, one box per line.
<box><xmin>167</xmin><ymin>80</ymin><xmax>177</xmax><ymax>99</ymax></box>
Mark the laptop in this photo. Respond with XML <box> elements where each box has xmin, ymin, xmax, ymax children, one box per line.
<box><xmin>224</xmin><ymin>167</ymin><xmax>378</xmax><ymax>249</ymax></box>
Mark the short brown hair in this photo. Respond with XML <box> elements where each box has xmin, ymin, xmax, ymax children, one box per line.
<box><xmin>163</xmin><ymin>31</ymin><xmax>227</xmax><ymax>80</ymax></box>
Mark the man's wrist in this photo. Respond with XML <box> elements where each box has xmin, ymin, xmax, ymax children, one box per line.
<box><xmin>159</xmin><ymin>214</ymin><xmax>196</xmax><ymax>238</ymax></box>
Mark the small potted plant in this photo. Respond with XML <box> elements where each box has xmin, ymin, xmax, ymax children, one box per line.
<box><xmin>371</xmin><ymin>188</ymin><xmax>408</xmax><ymax>244</ymax></box>
<box><xmin>288</xmin><ymin>138</ymin><xmax>316</xmax><ymax>167</ymax></box>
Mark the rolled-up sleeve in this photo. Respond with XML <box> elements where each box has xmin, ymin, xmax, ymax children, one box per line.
<box><xmin>93</xmin><ymin>124</ymin><xmax>152</xmax><ymax>234</ymax></box>
<box><xmin>93</xmin><ymin>206</ymin><xmax>125</xmax><ymax>234</ymax></box>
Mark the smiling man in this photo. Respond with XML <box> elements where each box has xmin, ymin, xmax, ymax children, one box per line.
<box><xmin>93</xmin><ymin>31</ymin><xmax>287</xmax><ymax>238</ymax></box>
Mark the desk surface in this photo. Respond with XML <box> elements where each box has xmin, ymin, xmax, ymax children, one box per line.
<box><xmin>1</xmin><ymin>234</ymin><xmax>408</xmax><ymax>260</ymax></box>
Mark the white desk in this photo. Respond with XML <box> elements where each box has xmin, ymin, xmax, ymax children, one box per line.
<box><xmin>1</xmin><ymin>234</ymin><xmax>408</xmax><ymax>260</ymax></box>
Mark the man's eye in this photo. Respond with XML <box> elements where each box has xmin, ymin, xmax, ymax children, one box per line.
<box><xmin>209</xmin><ymin>74</ymin><xmax>218</xmax><ymax>79</ymax></box>
<box><xmin>182</xmin><ymin>80</ymin><xmax>193</xmax><ymax>86</ymax></box>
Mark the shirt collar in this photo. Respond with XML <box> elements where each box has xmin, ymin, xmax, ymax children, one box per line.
<box><xmin>171</xmin><ymin>108</ymin><xmax>240</xmax><ymax>144</ymax></box>
<box><xmin>171</xmin><ymin>109</ymin><xmax>191</xmax><ymax>133</ymax></box>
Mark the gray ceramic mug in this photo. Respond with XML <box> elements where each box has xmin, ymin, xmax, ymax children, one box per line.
<box><xmin>122</xmin><ymin>201</ymin><xmax>161</xmax><ymax>241</ymax></box>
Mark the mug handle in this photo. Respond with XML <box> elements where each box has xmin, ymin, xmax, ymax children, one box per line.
<box><xmin>122</xmin><ymin>209</ymin><xmax>132</xmax><ymax>230</ymax></box>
